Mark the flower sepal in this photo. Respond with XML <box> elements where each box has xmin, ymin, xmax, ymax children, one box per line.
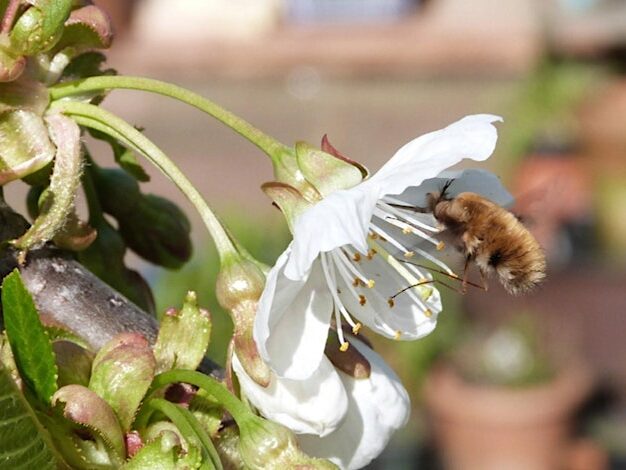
<box><xmin>262</xmin><ymin>181</ymin><xmax>312</xmax><ymax>233</ymax></box>
<box><xmin>295</xmin><ymin>140</ymin><xmax>366</xmax><ymax>198</ymax></box>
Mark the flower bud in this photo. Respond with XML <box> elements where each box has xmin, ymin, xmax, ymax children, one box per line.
<box><xmin>239</xmin><ymin>416</ymin><xmax>338</xmax><ymax>470</ymax></box>
<box><xmin>89</xmin><ymin>333</ymin><xmax>156</xmax><ymax>432</ymax></box>
<box><xmin>154</xmin><ymin>291</ymin><xmax>212</xmax><ymax>373</ymax></box>
<box><xmin>216</xmin><ymin>256</ymin><xmax>271</xmax><ymax>387</ymax></box>
<box><xmin>56</xmin><ymin>5</ymin><xmax>113</xmax><ymax>51</ymax></box>
<box><xmin>0</xmin><ymin>110</ymin><xmax>55</xmax><ymax>185</ymax></box>
<box><xmin>52</xmin><ymin>384</ymin><xmax>125</xmax><ymax>459</ymax></box>
<box><xmin>215</xmin><ymin>425</ymin><xmax>246</xmax><ymax>470</ymax></box>
<box><xmin>10</xmin><ymin>1</ymin><xmax>72</xmax><ymax>55</ymax></box>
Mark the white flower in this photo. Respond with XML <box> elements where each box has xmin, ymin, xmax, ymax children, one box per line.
<box><xmin>298</xmin><ymin>338</ymin><xmax>410</xmax><ymax>470</ymax></box>
<box><xmin>254</xmin><ymin>114</ymin><xmax>502</xmax><ymax>380</ymax></box>
<box><xmin>232</xmin><ymin>352</ymin><xmax>349</xmax><ymax>437</ymax></box>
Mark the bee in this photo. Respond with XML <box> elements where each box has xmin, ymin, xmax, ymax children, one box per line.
<box><xmin>426</xmin><ymin>180</ymin><xmax>546</xmax><ymax>295</ymax></box>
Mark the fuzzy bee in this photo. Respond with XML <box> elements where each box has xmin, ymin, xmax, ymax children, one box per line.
<box><xmin>426</xmin><ymin>180</ymin><xmax>546</xmax><ymax>295</ymax></box>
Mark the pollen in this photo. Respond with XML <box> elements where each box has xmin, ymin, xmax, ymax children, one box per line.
<box><xmin>387</xmin><ymin>298</ymin><xmax>395</xmax><ymax>308</ymax></box>
<box><xmin>352</xmin><ymin>252</ymin><xmax>362</xmax><ymax>262</ymax></box>
<box><xmin>340</xmin><ymin>342</ymin><xmax>350</xmax><ymax>352</ymax></box>
<box><xmin>359</xmin><ymin>295</ymin><xmax>367</xmax><ymax>306</ymax></box>
<box><xmin>367</xmin><ymin>279</ymin><xmax>375</xmax><ymax>288</ymax></box>
<box><xmin>352</xmin><ymin>322</ymin><xmax>362</xmax><ymax>335</ymax></box>
<box><xmin>436</xmin><ymin>241</ymin><xmax>446</xmax><ymax>251</ymax></box>
<box><xmin>424</xmin><ymin>308</ymin><xmax>433</xmax><ymax>318</ymax></box>
<box><xmin>402</xmin><ymin>226</ymin><xmax>413</xmax><ymax>234</ymax></box>
<box><xmin>404</xmin><ymin>251</ymin><xmax>415</xmax><ymax>258</ymax></box>
<box><xmin>394</xmin><ymin>331</ymin><xmax>402</xmax><ymax>340</ymax></box>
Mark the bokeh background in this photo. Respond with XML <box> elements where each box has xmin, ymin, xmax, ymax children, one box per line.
<box><xmin>88</xmin><ymin>1</ymin><xmax>626</xmax><ymax>468</ymax></box>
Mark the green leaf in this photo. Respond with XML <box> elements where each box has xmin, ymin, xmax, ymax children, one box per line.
<box><xmin>44</xmin><ymin>325</ymin><xmax>90</xmax><ymax>350</ymax></box>
<box><xmin>2</xmin><ymin>269</ymin><xmax>58</xmax><ymax>405</ymax></box>
<box><xmin>0</xmin><ymin>364</ymin><xmax>61</xmax><ymax>469</ymax></box>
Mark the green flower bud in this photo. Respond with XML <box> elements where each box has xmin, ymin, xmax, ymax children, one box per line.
<box><xmin>215</xmin><ymin>425</ymin><xmax>246</xmax><ymax>470</ymax></box>
<box><xmin>52</xmin><ymin>384</ymin><xmax>125</xmax><ymax>460</ymax></box>
<box><xmin>10</xmin><ymin>1</ymin><xmax>73</xmax><ymax>56</ymax></box>
<box><xmin>154</xmin><ymin>291</ymin><xmax>212</xmax><ymax>374</ymax></box>
<box><xmin>239</xmin><ymin>416</ymin><xmax>338</xmax><ymax>470</ymax></box>
<box><xmin>0</xmin><ymin>110</ymin><xmax>55</xmax><ymax>185</ymax></box>
<box><xmin>216</xmin><ymin>255</ymin><xmax>270</xmax><ymax>387</ymax></box>
<box><xmin>89</xmin><ymin>333</ymin><xmax>156</xmax><ymax>432</ymax></box>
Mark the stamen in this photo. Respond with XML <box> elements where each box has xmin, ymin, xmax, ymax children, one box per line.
<box><xmin>352</xmin><ymin>252</ymin><xmax>361</xmax><ymax>262</ymax></box>
<box><xmin>424</xmin><ymin>309</ymin><xmax>433</xmax><ymax>318</ymax></box>
<box><xmin>359</xmin><ymin>295</ymin><xmax>366</xmax><ymax>306</ymax></box>
<box><xmin>404</xmin><ymin>251</ymin><xmax>415</xmax><ymax>258</ymax></box>
<box><xmin>352</xmin><ymin>322</ymin><xmax>362</xmax><ymax>334</ymax></box>
<box><xmin>436</xmin><ymin>241</ymin><xmax>445</xmax><ymax>251</ymax></box>
<box><xmin>376</xmin><ymin>210</ymin><xmax>441</xmax><ymax>247</ymax></box>
<box><xmin>378</xmin><ymin>198</ymin><xmax>440</xmax><ymax>232</ymax></box>
<box><xmin>337</xmin><ymin>248</ymin><xmax>372</xmax><ymax>288</ymax></box>
<box><xmin>325</xmin><ymin>252</ymin><xmax>365</xmax><ymax>336</ymax></box>
<box><xmin>394</xmin><ymin>331</ymin><xmax>402</xmax><ymax>340</ymax></box>
<box><xmin>339</xmin><ymin>342</ymin><xmax>350</xmax><ymax>352</ymax></box>
<box><xmin>388</xmin><ymin>298</ymin><xmax>395</xmax><ymax>308</ymax></box>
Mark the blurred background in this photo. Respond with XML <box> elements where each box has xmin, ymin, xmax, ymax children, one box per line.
<box><xmin>89</xmin><ymin>0</ymin><xmax>626</xmax><ymax>468</ymax></box>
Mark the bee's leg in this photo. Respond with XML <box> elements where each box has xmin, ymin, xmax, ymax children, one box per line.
<box><xmin>478</xmin><ymin>268</ymin><xmax>489</xmax><ymax>291</ymax></box>
<box><xmin>461</xmin><ymin>255</ymin><xmax>471</xmax><ymax>293</ymax></box>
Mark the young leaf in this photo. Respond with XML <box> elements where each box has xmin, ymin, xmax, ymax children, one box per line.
<box><xmin>0</xmin><ymin>364</ymin><xmax>61</xmax><ymax>469</ymax></box>
<box><xmin>2</xmin><ymin>269</ymin><xmax>58</xmax><ymax>405</ymax></box>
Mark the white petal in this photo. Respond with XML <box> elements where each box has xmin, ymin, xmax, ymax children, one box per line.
<box><xmin>255</xmin><ymin>249</ymin><xmax>334</xmax><ymax>380</ymax></box>
<box><xmin>370</xmin><ymin>114</ymin><xmax>502</xmax><ymax>197</ymax></box>
<box><xmin>233</xmin><ymin>353</ymin><xmax>348</xmax><ymax>437</ymax></box>
<box><xmin>284</xmin><ymin>182</ymin><xmax>382</xmax><ymax>281</ymax></box>
<box><xmin>298</xmin><ymin>338</ymin><xmax>410</xmax><ymax>469</ymax></box>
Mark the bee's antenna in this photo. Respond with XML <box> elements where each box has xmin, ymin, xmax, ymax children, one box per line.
<box><xmin>396</xmin><ymin>258</ymin><xmax>486</xmax><ymax>291</ymax></box>
<box><xmin>440</xmin><ymin>179</ymin><xmax>455</xmax><ymax>200</ymax></box>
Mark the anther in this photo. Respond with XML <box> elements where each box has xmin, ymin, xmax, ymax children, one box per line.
<box><xmin>339</xmin><ymin>342</ymin><xmax>350</xmax><ymax>352</ymax></box>
<box><xmin>424</xmin><ymin>308</ymin><xmax>433</xmax><ymax>318</ymax></box>
<box><xmin>394</xmin><ymin>331</ymin><xmax>402</xmax><ymax>340</ymax></box>
<box><xmin>359</xmin><ymin>295</ymin><xmax>367</xmax><ymax>306</ymax></box>
<box><xmin>352</xmin><ymin>252</ymin><xmax>362</xmax><ymax>262</ymax></box>
<box><xmin>436</xmin><ymin>241</ymin><xmax>445</xmax><ymax>251</ymax></box>
<box><xmin>388</xmin><ymin>298</ymin><xmax>395</xmax><ymax>308</ymax></box>
<box><xmin>404</xmin><ymin>251</ymin><xmax>415</xmax><ymax>258</ymax></box>
<box><xmin>402</xmin><ymin>226</ymin><xmax>413</xmax><ymax>234</ymax></box>
<box><xmin>352</xmin><ymin>323</ymin><xmax>362</xmax><ymax>335</ymax></box>
<box><xmin>352</xmin><ymin>277</ymin><xmax>360</xmax><ymax>287</ymax></box>
<box><xmin>369</xmin><ymin>233</ymin><xmax>379</xmax><ymax>240</ymax></box>
<box><xmin>367</xmin><ymin>279</ymin><xmax>375</xmax><ymax>288</ymax></box>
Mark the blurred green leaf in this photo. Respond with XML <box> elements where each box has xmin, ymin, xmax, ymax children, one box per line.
<box><xmin>0</xmin><ymin>364</ymin><xmax>61</xmax><ymax>469</ymax></box>
<box><xmin>2</xmin><ymin>269</ymin><xmax>58</xmax><ymax>405</ymax></box>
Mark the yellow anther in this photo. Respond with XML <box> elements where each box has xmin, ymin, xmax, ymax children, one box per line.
<box><xmin>352</xmin><ymin>322</ymin><xmax>362</xmax><ymax>335</ymax></box>
<box><xmin>424</xmin><ymin>309</ymin><xmax>433</xmax><ymax>318</ymax></box>
<box><xmin>387</xmin><ymin>298</ymin><xmax>395</xmax><ymax>308</ymax></box>
<box><xmin>359</xmin><ymin>295</ymin><xmax>367</xmax><ymax>306</ymax></box>
<box><xmin>436</xmin><ymin>241</ymin><xmax>445</xmax><ymax>251</ymax></box>
<box><xmin>367</xmin><ymin>279</ymin><xmax>375</xmax><ymax>288</ymax></box>
<box><xmin>352</xmin><ymin>252</ymin><xmax>362</xmax><ymax>262</ymax></box>
<box><xmin>352</xmin><ymin>277</ymin><xmax>360</xmax><ymax>287</ymax></box>
<box><xmin>418</xmin><ymin>277</ymin><xmax>429</xmax><ymax>284</ymax></box>
<box><xmin>404</xmin><ymin>251</ymin><xmax>415</xmax><ymax>258</ymax></box>
<box><xmin>369</xmin><ymin>233</ymin><xmax>379</xmax><ymax>240</ymax></box>
<box><xmin>394</xmin><ymin>331</ymin><xmax>402</xmax><ymax>340</ymax></box>
<box><xmin>402</xmin><ymin>226</ymin><xmax>413</xmax><ymax>234</ymax></box>
<box><xmin>339</xmin><ymin>342</ymin><xmax>350</xmax><ymax>352</ymax></box>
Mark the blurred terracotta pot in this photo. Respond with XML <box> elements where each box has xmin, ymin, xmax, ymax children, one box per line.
<box><xmin>424</xmin><ymin>363</ymin><xmax>593</xmax><ymax>470</ymax></box>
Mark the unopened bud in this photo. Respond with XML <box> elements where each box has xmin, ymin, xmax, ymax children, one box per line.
<box><xmin>53</xmin><ymin>340</ymin><xmax>94</xmax><ymax>387</ymax></box>
<box><xmin>10</xmin><ymin>2</ymin><xmax>72</xmax><ymax>55</ymax></box>
<box><xmin>89</xmin><ymin>333</ymin><xmax>156</xmax><ymax>432</ymax></box>
<box><xmin>52</xmin><ymin>384</ymin><xmax>125</xmax><ymax>459</ymax></box>
<box><xmin>239</xmin><ymin>416</ymin><xmax>337</xmax><ymax>470</ymax></box>
<box><xmin>154</xmin><ymin>291</ymin><xmax>212</xmax><ymax>373</ymax></box>
<box><xmin>216</xmin><ymin>256</ymin><xmax>270</xmax><ymax>387</ymax></box>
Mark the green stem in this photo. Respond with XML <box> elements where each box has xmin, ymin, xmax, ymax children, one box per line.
<box><xmin>48</xmin><ymin>76</ymin><xmax>291</xmax><ymax>164</ymax></box>
<box><xmin>145</xmin><ymin>370</ymin><xmax>251</xmax><ymax>425</ymax></box>
<box><xmin>50</xmin><ymin>100</ymin><xmax>236</xmax><ymax>262</ymax></box>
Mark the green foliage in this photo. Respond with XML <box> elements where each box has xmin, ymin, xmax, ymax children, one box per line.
<box><xmin>0</xmin><ymin>364</ymin><xmax>61</xmax><ymax>469</ymax></box>
<box><xmin>2</xmin><ymin>269</ymin><xmax>58</xmax><ymax>405</ymax></box>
